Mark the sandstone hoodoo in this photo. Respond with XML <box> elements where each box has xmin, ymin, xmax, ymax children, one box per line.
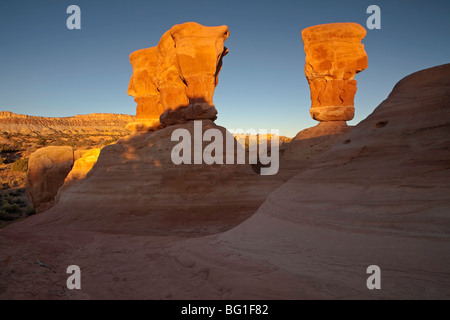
<box><xmin>302</xmin><ymin>22</ymin><xmax>368</xmax><ymax>122</ymax></box>
<box><xmin>126</xmin><ymin>47</ymin><xmax>162</xmax><ymax>131</ymax></box>
<box><xmin>127</xmin><ymin>22</ymin><xmax>229</xmax><ymax>130</ymax></box>
<box><xmin>288</xmin><ymin>23</ymin><xmax>368</xmax><ymax>147</ymax></box>
<box><xmin>155</xmin><ymin>30</ymin><xmax>190</xmax><ymax>125</ymax></box>
<box><xmin>169</xmin><ymin>22</ymin><xmax>229</xmax><ymax>123</ymax></box>
<box><xmin>14</xmin><ymin>22</ymin><xmax>289</xmax><ymax>235</ymax></box>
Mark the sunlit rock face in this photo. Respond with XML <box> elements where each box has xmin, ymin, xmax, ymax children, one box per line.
<box><xmin>169</xmin><ymin>22</ymin><xmax>229</xmax><ymax>123</ymax></box>
<box><xmin>62</xmin><ymin>147</ymin><xmax>101</xmax><ymax>189</ymax></box>
<box><xmin>126</xmin><ymin>47</ymin><xmax>163</xmax><ymax>131</ymax></box>
<box><xmin>127</xmin><ymin>22</ymin><xmax>229</xmax><ymax>130</ymax></box>
<box><xmin>155</xmin><ymin>30</ymin><xmax>190</xmax><ymax>125</ymax></box>
<box><xmin>302</xmin><ymin>22</ymin><xmax>368</xmax><ymax>122</ymax></box>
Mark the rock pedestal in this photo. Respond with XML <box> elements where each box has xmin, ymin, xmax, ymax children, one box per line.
<box><xmin>170</xmin><ymin>22</ymin><xmax>229</xmax><ymax>122</ymax></box>
<box><xmin>127</xmin><ymin>22</ymin><xmax>229</xmax><ymax>130</ymax></box>
<box><xmin>126</xmin><ymin>47</ymin><xmax>162</xmax><ymax>131</ymax></box>
<box><xmin>302</xmin><ymin>23</ymin><xmax>368</xmax><ymax>122</ymax></box>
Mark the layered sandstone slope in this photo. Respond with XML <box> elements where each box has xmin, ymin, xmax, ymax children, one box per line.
<box><xmin>0</xmin><ymin>111</ymin><xmax>135</xmax><ymax>135</ymax></box>
<box><xmin>30</xmin><ymin>120</ymin><xmax>287</xmax><ymax>235</ymax></box>
<box><xmin>284</xmin><ymin>121</ymin><xmax>355</xmax><ymax>160</ymax></box>
<box><xmin>172</xmin><ymin>64</ymin><xmax>450</xmax><ymax>299</ymax></box>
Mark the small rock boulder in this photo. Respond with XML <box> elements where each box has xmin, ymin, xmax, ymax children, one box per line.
<box><xmin>26</xmin><ymin>146</ymin><xmax>74</xmax><ymax>213</ymax></box>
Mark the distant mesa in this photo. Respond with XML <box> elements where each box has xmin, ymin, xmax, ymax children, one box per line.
<box><xmin>0</xmin><ymin>111</ymin><xmax>135</xmax><ymax>135</ymax></box>
<box><xmin>127</xmin><ymin>22</ymin><xmax>229</xmax><ymax>131</ymax></box>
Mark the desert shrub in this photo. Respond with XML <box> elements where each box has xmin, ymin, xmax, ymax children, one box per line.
<box><xmin>52</xmin><ymin>138</ymin><xmax>65</xmax><ymax>146</ymax></box>
<box><xmin>66</xmin><ymin>140</ymin><xmax>77</xmax><ymax>147</ymax></box>
<box><xmin>9</xmin><ymin>189</ymin><xmax>21</xmax><ymax>197</ymax></box>
<box><xmin>0</xmin><ymin>158</ymin><xmax>4</xmax><ymax>165</ymax></box>
<box><xmin>11</xmin><ymin>141</ymin><xmax>22</xmax><ymax>151</ymax></box>
<box><xmin>9</xmin><ymin>195</ymin><xmax>24</xmax><ymax>206</ymax></box>
<box><xmin>36</xmin><ymin>138</ymin><xmax>46</xmax><ymax>146</ymax></box>
<box><xmin>9</xmin><ymin>190</ymin><xmax>19</xmax><ymax>197</ymax></box>
<box><xmin>0</xmin><ymin>144</ymin><xmax>18</xmax><ymax>153</ymax></box>
<box><xmin>82</xmin><ymin>139</ymin><xmax>94</xmax><ymax>147</ymax></box>
<box><xmin>2</xmin><ymin>202</ymin><xmax>19</xmax><ymax>213</ymax></box>
<box><xmin>0</xmin><ymin>211</ymin><xmax>17</xmax><ymax>221</ymax></box>
<box><xmin>12</xmin><ymin>158</ymin><xmax>28</xmax><ymax>173</ymax></box>
<box><xmin>104</xmin><ymin>138</ymin><xmax>118</xmax><ymax>145</ymax></box>
<box><xmin>26</xmin><ymin>205</ymin><xmax>36</xmax><ymax>216</ymax></box>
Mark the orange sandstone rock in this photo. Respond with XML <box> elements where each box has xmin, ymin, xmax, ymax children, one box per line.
<box><xmin>302</xmin><ymin>23</ymin><xmax>368</xmax><ymax>122</ymax></box>
<box><xmin>62</xmin><ymin>147</ymin><xmax>101</xmax><ymax>189</ymax></box>
<box><xmin>156</xmin><ymin>30</ymin><xmax>190</xmax><ymax>125</ymax></box>
<box><xmin>128</xmin><ymin>22</ymin><xmax>229</xmax><ymax>129</ymax></box>
<box><xmin>170</xmin><ymin>22</ymin><xmax>229</xmax><ymax>121</ymax></box>
<box><xmin>127</xmin><ymin>47</ymin><xmax>162</xmax><ymax>131</ymax></box>
<box><xmin>25</xmin><ymin>146</ymin><xmax>74</xmax><ymax>213</ymax></box>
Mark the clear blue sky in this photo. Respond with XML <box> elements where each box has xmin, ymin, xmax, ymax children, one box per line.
<box><xmin>0</xmin><ymin>0</ymin><xmax>449</xmax><ymax>137</ymax></box>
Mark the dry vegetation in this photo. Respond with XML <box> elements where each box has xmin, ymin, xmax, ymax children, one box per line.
<box><xmin>0</xmin><ymin>131</ymin><xmax>122</xmax><ymax>228</ymax></box>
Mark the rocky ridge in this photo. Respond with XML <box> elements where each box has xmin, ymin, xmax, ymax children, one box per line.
<box><xmin>0</xmin><ymin>111</ymin><xmax>135</xmax><ymax>135</ymax></box>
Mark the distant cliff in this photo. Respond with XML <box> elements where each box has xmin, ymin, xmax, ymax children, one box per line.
<box><xmin>0</xmin><ymin>111</ymin><xmax>136</xmax><ymax>135</ymax></box>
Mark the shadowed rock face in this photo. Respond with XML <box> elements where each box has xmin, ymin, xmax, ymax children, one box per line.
<box><xmin>27</xmin><ymin>120</ymin><xmax>287</xmax><ymax>236</ymax></box>
<box><xmin>26</xmin><ymin>146</ymin><xmax>74</xmax><ymax>213</ymax></box>
<box><xmin>302</xmin><ymin>22</ymin><xmax>368</xmax><ymax>122</ymax></box>
<box><xmin>127</xmin><ymin>22</ymin><xmax>229</xmax><ymax>130</ymax></box>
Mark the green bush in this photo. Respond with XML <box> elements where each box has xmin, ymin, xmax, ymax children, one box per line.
<box><xmin>2</xmin><ymin>202</ymin><xmax>19</xmax><ymax>213</ymax></box>
<box><xmin>12</xmin><ymin>158</ymin><xmax>28</xmax><ymax>173</ymax></box>
<box><xmin>9</xmin><ymin>196</ymin><xmax>24</xmax><ymax>206</ymax></box>
<box><xmin>0</xmin><ymin>211</ymin><xmax>16</xmax><ymax>221</ymax></box>
<box><xmin>8</xmin><ymin>190</ymin><xmax>20</xmax><ymax>197</ymax></box>
<box><xmin>26</xmin><ymin>205</ymin><xmax>36</xmax><ymax>216</ymax></box>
